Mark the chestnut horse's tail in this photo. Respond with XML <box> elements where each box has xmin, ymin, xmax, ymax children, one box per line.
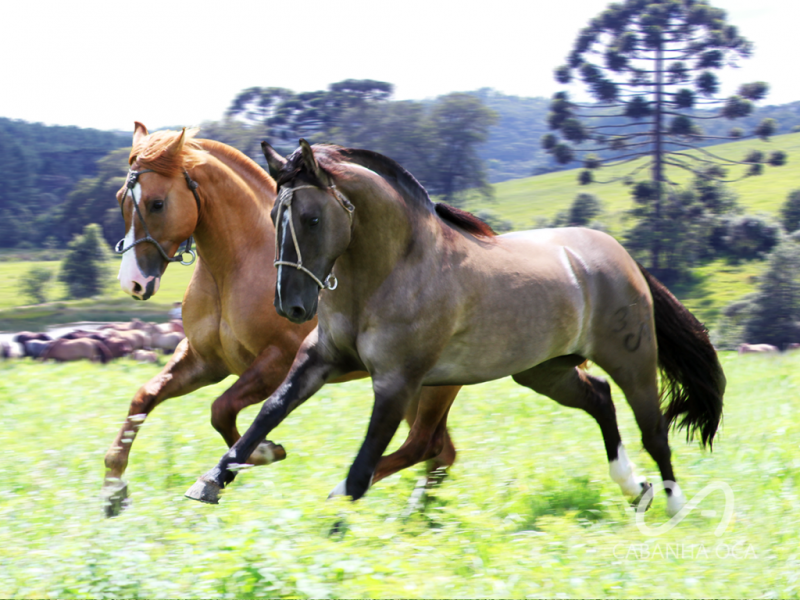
<box><xmin>638</xmin><ymin>264</ymin><xmax>725</xmax><ymax>449</ymax></box>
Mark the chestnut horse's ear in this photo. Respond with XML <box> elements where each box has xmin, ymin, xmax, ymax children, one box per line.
<box><xmin>299</xmin><ymin>138</ymin><xmax>329</xmax><ymax>185</ymax></box>
<box><xmin>261</xmin><ymin>141</ymin><xmax>287</xmax><ymax>178</ymax></box>
<box><xmin>130</xmin><ymin>122</ymin><xmax>149</xmax><ymax>164</ymax></box>
<box><xmin>132</xmin><ymin>121</ymin><xmax>149</xmax><ymax>146</ymax></box>
<box><xmin>166</xmin><ymin>127</ymin><xmax>187</xmax><ymax>158</ymax></box>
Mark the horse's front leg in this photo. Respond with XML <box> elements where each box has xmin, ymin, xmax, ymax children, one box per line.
<box><xmin>185</xmin><ymin>336</ymin><xmax>341</xmax><ymax>504</ymax></box>
<box><xmin>102</xmin><ymin>339</ymin><xmax>224</xmax><ymax>516</ymax></box>
<box><xmin>331</xmin><ymin>373</ymin><xmax>423</xmax><ymax>501</ymax></box>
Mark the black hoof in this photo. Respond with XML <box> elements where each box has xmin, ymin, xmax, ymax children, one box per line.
<box><xmin>631</xmin><ymin>481</ymin><xmax>654</xmax><ymax>512</ymax></box>
<box><xmin>185</xmin><ymin>478</ymin><xmax>222</xmax><ymax>504</ymax></box>
<box><xmin>102</xmin><ymin>480</ymin><xmax>130</xmax><ymax>518</ymax></box>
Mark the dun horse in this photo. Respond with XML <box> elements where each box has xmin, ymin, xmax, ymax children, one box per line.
<box><xmin>187</xmin><ymin>141</ymin><xmax>725</xmax><ymax>517</ymax></box>
<box><xmin>104</xmin><ymin>124</ymin><xmax>461</xmax><ymax>515</ymax></box>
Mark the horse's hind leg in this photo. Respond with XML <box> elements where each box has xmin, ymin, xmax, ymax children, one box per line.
<box><xmin>368</xmin><ymin>385</ymin><xmax>460</xmax><ymax>486</ymax></box>
<box><xmin>209</xmin><ymin>344</ymin><xmax>297</xmax><ymax>465</ymax></box>
<box><xmin>512</xmin><ymin>355</ymin><xmax>650</xmax><ymax>504</ymax></box>
<box><xmin>608</xmin><ymin>366</ymin><xmax>685</xmax><ymax>516</ymax></box>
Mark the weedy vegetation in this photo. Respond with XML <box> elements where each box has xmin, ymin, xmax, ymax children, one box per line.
<box><xmin>1</xmin><ymin>353</ymin><xmax>799</xmax><ymax>597</ymax></box>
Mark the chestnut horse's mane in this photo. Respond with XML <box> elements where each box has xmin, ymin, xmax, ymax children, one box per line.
<box><xmin>130</xmin><ymin>129</ymin><xmax>277</xmax><ymax>196</ymax></box>
<box><xmin>130</xmin><ymin>128</ymin><xmax>205</xmax><ymax>175</ymax></box>
<box><xmin>280</xmin><ymin>145</ymin><xmax>495</xmax><ymax>239</ymax></box>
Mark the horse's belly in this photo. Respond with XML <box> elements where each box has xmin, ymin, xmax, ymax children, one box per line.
<box><xmin>422</xmin><ymin>325</ymin><xmax>578</xmax><ymax>386</ymax></box>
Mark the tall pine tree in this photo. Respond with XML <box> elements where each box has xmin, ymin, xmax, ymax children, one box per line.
<box><xmin>544</xmin><ymin>0</ymin><xmax>785</xmax><ymax>268</ymax></box>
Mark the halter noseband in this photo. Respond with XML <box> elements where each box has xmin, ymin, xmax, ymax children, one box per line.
<box><xmin>273</xmin><ymin>183</ymin><xmax>354</xmax><ymax>291</ymax></box>
<box><xmin>114</xmin><ymin>168</ymin><xmax>199</xmax><ymax>266</ymax></box>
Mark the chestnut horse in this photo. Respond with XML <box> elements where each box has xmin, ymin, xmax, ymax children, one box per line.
<box><xmin>104</xmin><ymin>124</ymin><xmax>461</xmax><ymax>515</ymax></box>
<box><xmin>187</xmin><ymin>141</ymin><xmax>725</xmax><ymax>517</ymax></box>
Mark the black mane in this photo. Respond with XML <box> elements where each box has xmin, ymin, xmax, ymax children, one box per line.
<box><xmin>280</xmin><ymin>144</ymin><xmax>494</xmax><ymax>238</ymax></box>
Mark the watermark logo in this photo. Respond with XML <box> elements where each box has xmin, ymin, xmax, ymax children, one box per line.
<box><xmin>635</xmin><ymin>480</ymin><xmax>734</xmax><ymax>537</ymax></box>
<box><xmin>613</xmin><ymin>480</ymin><xmax>756</xmax><ymax>560</ymax></box>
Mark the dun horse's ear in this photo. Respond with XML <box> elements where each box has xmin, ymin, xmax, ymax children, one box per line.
<box><xmin>299</xmin><ymin>138</ymin><xmax>329</xmax><ymax>185</ymax></box>
<box><xmin>261</xmin><ymin>141</ymin><xmax>287</xmax><ymax>178</ymax></box>
<box><xmin>132</xmin><ymin>121</ymin><xmax>148</xmax><ymax>147</ymax></box>
<box><xmin>166</xmin><ymin>128</ymin><xmax>187</xmax><ymax>158</ymax></box>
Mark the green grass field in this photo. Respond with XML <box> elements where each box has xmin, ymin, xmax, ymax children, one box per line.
<box><xmin>0</xmin><ymin>258</ymin><xmax>195</xmax><ymax>330</ymax></box>
<box><xmin>1</xmin><ymin>353</ymin><xmax>799</xmax><ymax>597</ymax></box>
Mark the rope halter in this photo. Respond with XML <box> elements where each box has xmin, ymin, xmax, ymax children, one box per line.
<box><xmin>114</xmin><ymin>168</ymin><xmax>199</xmax><ymax>266</ymax></box>
<box><xmin>273</xmin><ymin>183</ymin><xmax>354</xmax><ymax>291</ymax></box>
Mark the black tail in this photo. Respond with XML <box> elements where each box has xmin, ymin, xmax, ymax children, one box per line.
<box><xmin>638</xmin><ymin>264</ymin><xmax>725</xmax><ymax>449</ymax></box>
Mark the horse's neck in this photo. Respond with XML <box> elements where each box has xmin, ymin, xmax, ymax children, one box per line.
<box><xmin>339</xmin><ymin>176</ymin><xmax>438</xmax><ymax>282</ymax></box>
<box><xmin>191</xmin><ymin>146</ymin><xmax>276</xmax><ymax>277</ymax></box>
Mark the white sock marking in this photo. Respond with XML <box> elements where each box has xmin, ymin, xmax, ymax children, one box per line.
<box><xmin>328</xmin><ymin>478</ymin><xmax>348</xmax><ymax>499</ymax></box>
<box><xmin>609</xmin><ymin>443</ymin><xmax>646</xmax><ymax>498</ymax></box>
<box><xmin>666</xmin><ymin>482</ymin><xmax>686</xmax><ymax>517</ymax></box>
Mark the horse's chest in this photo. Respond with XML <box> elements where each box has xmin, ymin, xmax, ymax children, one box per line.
<box><xmin>217</xmin><ymin>320</ymin><xmax>259</xmax><ymax>375</ymax></box>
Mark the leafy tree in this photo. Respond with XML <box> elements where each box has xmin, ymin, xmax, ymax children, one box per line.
<box><xmin>229</xmin><ymin>82</ymin><xmax>497</xmax><ymax>202</ymax></box>
<box><xmin>425</xmin><ymin>93</ymin><xmax>498</xmax><ymax>200</ymax></box>
<box><xmin>741</xmin><ymin>240</ymin><xmax>800</xmax><ymax>347</ymax></box>
<box><xmin>58</xmin><ymin>223</ymin><xmax>113</xmax><ymax>299</ymax></box>
<box><xmin>568</xmin><ymin>193</ymin><xmax>602</xmax><ymax>226</ymax></box>
<box><xmin>780</xmin><ymin>189</ymin><xmax>800</xmax><ymax>233</ymax></box>
<box><xmin>544</xmin><ymin>0</ymin><xmax>784</xmax><ymax>268</ymax></box>
<box><xmin>21</xmin><ymin>265</ymin><xmax>54</xmax><ymax>304</ymax></box>
<box><xmin>226</xmin><ymin>80</ymin><xmax>394</xmax><ymax>152</ymax></box>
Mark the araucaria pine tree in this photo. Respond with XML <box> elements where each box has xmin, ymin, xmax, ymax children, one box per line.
<box><xmin>544</xmin><ymin>0</ymin><xmax>785</xmax><ymax>268</ymax></box>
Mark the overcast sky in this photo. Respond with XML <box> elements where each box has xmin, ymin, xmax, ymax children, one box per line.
<box><xmin>1</xmin><ymin>0</ymin><xmax>797</xmax><ymax>132</ymax></box>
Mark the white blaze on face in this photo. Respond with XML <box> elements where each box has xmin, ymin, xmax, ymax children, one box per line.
<box><xmin>118</xmin><ymin>182</ymin><xmax>160</xmax><ymax>299</ymax></box>
<box><xmin>275</xmin><ymin>208</ymin><xmax>291</xmax><ymax>311</ymax></box>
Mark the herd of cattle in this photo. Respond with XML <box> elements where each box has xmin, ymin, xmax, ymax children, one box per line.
<box><xmin>1</xmin><ymin>320</ymin><xmax>793</xmax><ymax>363</ymax></box>
<box><xmin>738</xmin><ymin>342</ymin><xmax>800</xmax><ymax>354</ymax></box>
<box><xmin>1</xmin><ymin>319</ymin><xmax>185</xmax><ymax>364</ymax></box>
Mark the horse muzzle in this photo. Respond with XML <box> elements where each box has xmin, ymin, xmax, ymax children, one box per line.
<box><xmin>274</xmin><ymin>294</ymin><xmax>317</xmax><ymax>324</ymax></box>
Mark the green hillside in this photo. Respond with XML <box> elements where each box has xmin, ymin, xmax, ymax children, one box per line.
<box><xmin>464</xmin><ymin>132</ymin><xmax>800</xmax><ymax>235</ymax></box>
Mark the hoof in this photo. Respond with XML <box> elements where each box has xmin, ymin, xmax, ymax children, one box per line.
<box><xmin>185</xmin><ymin>478</ymin><xmax>222</xmax><ymax>504</ymax></box>
<box><xmin>631</xmin><ymin>481</ymin><xmax>654</xmax><ymax>512</ymax></box>
<box><xmin>102</xmin><ymin>480</ymin><xmax>130</xmax><ymax>518</ymax></box>
<box><xmin>247</xmin><ymin>441</ymin><xmax>287</xmax><ymax>466</ymax></box>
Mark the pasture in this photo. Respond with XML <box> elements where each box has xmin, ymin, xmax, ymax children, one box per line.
<box><xmin>2</xmin><ymin>353</ymin><xmax>799</xmax><ymax>598</ymax></box>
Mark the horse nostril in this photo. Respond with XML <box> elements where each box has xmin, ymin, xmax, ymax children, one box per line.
<box><xmin>289</xmin><ymin>306</ymin><xmax>306</xmax><ymax>321</ymax></box>
<box><xmin>132</xmin><ymin>282</ymin><xmax>143</xmax><ymax>294</ymax></box>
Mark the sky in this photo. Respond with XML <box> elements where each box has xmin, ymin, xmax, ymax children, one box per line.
<box><xmin>1</xmin><ymin>0</ymin><xmax>798</xmax><ymax>133</ymax></box>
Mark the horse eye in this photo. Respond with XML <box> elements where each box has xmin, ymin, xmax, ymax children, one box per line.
<box><xmin>309</xmin><ymin>217</ymin><xmax>320</xmax><ymax>228</ymax></box>
<box><xmin>151</xmin><ymin>200</ymin><xmax>165</xmax><ymax>213</ymax></box>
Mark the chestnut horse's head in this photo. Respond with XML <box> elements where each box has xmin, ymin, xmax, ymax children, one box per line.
<box><xmin>116</xmin><ymin>122</ymin><xmax>203</xmax><ymax>300</ymax></box>
<box><xmin>262</xmin><ymin>140</ymin><xmax>354</xmax><ymax>323</ymax></box>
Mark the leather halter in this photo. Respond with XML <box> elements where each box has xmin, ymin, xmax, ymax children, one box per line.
<box><xmin>273</xmin><ymin>183</ymin><xmax>354</xmax><ymax>290</ymax></box>
<box><xmin>114</xmin><ymin>168</ymin><xmax>199</xmax><ymax>266</ymax></box>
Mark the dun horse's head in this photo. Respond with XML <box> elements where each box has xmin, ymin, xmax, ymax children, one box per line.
<box><xmin>115</xmin><ymin>122</ymin><xmax>202</xmax><ymax>300</ymax></box>
<box><xmin>262</xmin><ymin>140</ymin><xmax>354</xmax><ymax>323</ymax></box>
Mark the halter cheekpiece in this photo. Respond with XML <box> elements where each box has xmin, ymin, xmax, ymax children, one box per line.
<box><xmin>114</xmin><ymin>168</ymin><xmax>199</xmax><ymax>266</ymax></box>
<box><xmin>273</xmin><ymin>183</ymin><xmax>354</xmax><ymax>291</ymax></box>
